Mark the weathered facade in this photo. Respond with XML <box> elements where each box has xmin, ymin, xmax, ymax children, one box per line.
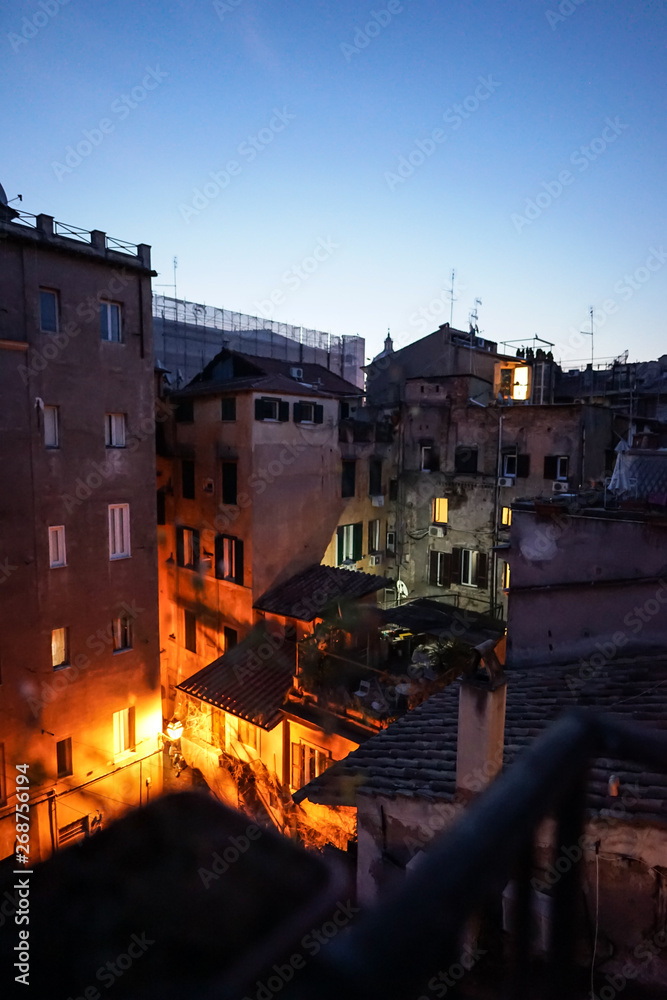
<box><xmin>0</xmin><ymin>198</ymin><xmax>162</xmax><ymax>865</ymax></box>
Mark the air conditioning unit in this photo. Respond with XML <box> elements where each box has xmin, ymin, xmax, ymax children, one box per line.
<box><xmin>498</xmin><ymin>477</ymin><xmax>515</xmax><ymax>488</ymax></box>
<box><xmin>290</xmin><ymin>367</ymin><xmax>304</xmax><ymax>380</ymax></box>
<box><xmin>428</xmin><ymin>526</ymin><xmax>445</xmax><ymax>538</ymax></box>
<box><xmin>370</xmin><ymin>554</ymin><xmax>383</xmax><ymax>566</ymax></box>
<box><xmin>371</xmin><ymin>495</ymin><xmax>385</xmax><ymax>507</ymax></box>
<box><xmin>552</xmin><ymin>481</ymin><xmax>569</xmax><ymax>493</ymax></box>
<box><xmin>203</xmin><ymin>479</ymin><xmax>214</xmax><ymax>493</ymax></box>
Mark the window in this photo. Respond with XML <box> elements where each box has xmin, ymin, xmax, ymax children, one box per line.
<box><xmin>182</xmin><ymin>460</ymin><xmax>195</xmax><ymax>500</ymax></box>
<box><xmin>461</xmin><ymin>549</ymin><xmax>479</xmax><ymax>587</ymax></box>
<box><xmin>294</xmin><ymin>401</ymin><xmax>323</xmax><ymax>424</ymax></box>
<box><xmin>544</xmin><ymin>455</ymin><xmax>569</xmax><ymax>481</ymax></box>
<box><xmin>432</xmin><ymin>498</ymin><xmax>448</xmax><ymax>524</ymax></box>
<box><xmin>222</xmin><ymin>462</ymin><xmax>237</xmax><ymax>505</ymax></box>
<box><xmin>368</xmin><ymin>519</ymin><xmax>381</xmax><ymax>553</ymax></box>
<box><xmin>100</xmin><ymin>302</ymin><xmax>121</xmax><ymax>342</ymax></box>
<box><xmin>431</xmin><ymin>548</ymin><xmax>488</xmax><ymax>589</ymax></box>
<box><xmin>224</xmin><ymin>626</ymin><xmax>238</xmax><ymax>650</ymax></box>
<box><xmin>255</xmin><ymin>397</ymin><xmax>289</xmax><ymax>421</ymax></box>
<box><xmin>342</xmin><ymin>460</ymin><xmax>356</xmax><ymax>498</ymax></box>
<box><xmin>113</xmin><ymin>707</ymin><xmax>135</xmax><ymax>755</ymax></box>
<box><xmin>501</xmin><ymin>506</ymin><xmax>512</xmax><ymax>526</ymax></box>
<box><xmin>175</xmin><ymin>399</ymin><xmax>194</xmax><ymax>423</ymax></box>
<box><xmin>177</xmin><ymin>526</ymin><xmax>200</xmax><ymax>570</ymax></box>
<box><xmin>221</xmin><ymin>397</ymin><xmax>236</xmax><ymax>421</ymax></box>
<box><xmin>336</xmin><ymin>522</ymin><xmax>362</xmax><ymax>564</ymax></box>
<box><xmin>429</xmin><ymin>550</ymin><xmax>451</xmax><ymax>588</ymax></box>
<box><xmin>369</xmin><ymin>458</ymin><xmax>382</xmax><ymax>496</ymax></box>
<box><xmin>108</xmin><ymin>504</ymin><xmax>130</xmax><ymax>559</ymax></box>
<box><xmin>157</xmin><ymin>488</ymin><xmax>166</xmax><ymax>526</ymax></box>
<box><xmin>503</xmin><ymin>562</ymin><xmax>511</xmax><ymax>590</ymax></box>
<box><xmin>51</xmin><ymin>627</ymin><xmax>69</xmax><ymax>668</ymax></box>
<box><xmin>238</xmin><ymin>719</ymin><xmax>259</xmax><ymax>750</ymax></box>
<box><xmin>112</xmin><ymin>615</ymin><xmax>132</xmax><ymax>652</ymax></box>
<box><xmin>389</xmin><ymin>479</ymin><xmax>398</xmax><ymax>502</ymax></box>
<box><xmin>184</xmin><ymin>610</ymin><xmax>197</xmax><ymax>653</ymax></box>
<box><xmin>105</xmin><ymin>413</ymin><xmax>126</xmax><ymax>448</ymax></box>
<box><xmin>386</xmin><ymin>529</ymin><xmax>396</xmax><ymax>554</ymax></box>
<box><xmin>214</xmin><ymin>534</ymin><xmax>244</xmax><ymax>584</ymax></box>
<box><xmin>502</xmin><ymin>453</ymin><xmax>517</xmax><ymax>477</ymax></box>
<box><xmin>39</xmin><ymin>289</ymin><xmax>58</xmax><ymax>332</ymax></box>
<box><xmin>56</xmin><ymin>738</ymin><xmax>72</xmax><ymax>778</ymax></box>
<box><xmin>48</xmin><ymin>525</ymin><xmax>66</xmax><ymax>568</ymax></box>
<box><xmin>44</xmin><ymin>405</ymin><xmax>59</xmax><ymax>447</ymax></box>
<box><xmin>420</xmin><ymin>444</ymin><xmax>437</xmax><ymax>472</ymax></box>
<box><xmin>291</xmin><ymin>742</ymin><xmax>332</xmax><ymax>789</ymax></box>
<box><xmin>0</xmin><ymin>744</ymin><xmax>5</xmax><ymax>806</ymax></box>
<box><xmin>516</xmin><ymin>454</ymin><xmax>531</xmax><ymax>478</ymax></box>
<box><xmin>455</xmin><ymin>447</ymin><xmax>478</xmax><ymax>474</ymax></box>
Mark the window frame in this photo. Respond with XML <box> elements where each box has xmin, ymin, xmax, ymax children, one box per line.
<box><xmin>502</xmin><ymin>453</ymin><xmax>517</xmax><ymax>478</ymax></box>
<box><xmin>51</xmin><ymin>627</ymin><xmax>70</xmax><ymax>669</ymax></box>
<box><xmin>432</xmin><ymin>498</ymin><xmax>448</xmax><ymax>525</ymax></box>
<box><xmin>337</xmin><ymin>522</ymin><xmax>363</xmax><ymax>564</ymax></box>
<box><xmin>56</xmin><ymin>737</ymin><xmax>73</xmax><ymax>778</ymax></box>
<box><xmin>112</xmin><ymin>707</ymin><xmax>136</xmax><ymax>756</ymax></box>
<box><xmin>48</xmin><ymin>525</ymin><xmax>67</xmax><ymax>568</ymax></box>
<box><xmin>368</xmin><ymin>518</ymin><xmax>381</xmax><ymax>554</ymax></box>
<box><xmin>501</xmin><ymin>506</ymin><xmax>512</xmax><ymax>527</ymax></box>
<box><xmin>44</xmin><ymin>405</ymin><xmax>59</xmax><ymax>448</ymax></box>
<box><xmin>184</xmin><ymin>609</ymin><xmax>197</xmax><ymax>653</ymax></box>
<box><xmin>420</xmin><ymin>445</ymin><xmax>433</xmax><ymax>472</ymax></box>
<box><xmin>105</xmin><ymin>412</ymin><xmax>126</xmax><ymax>448</ymax></box>
<box><xmin>290</xmin><ymin>740</ymin><xmax>332</xmax><ymax>790</ymax></box>
<box><xmin>177</xmin><ymin>526</ymin><xmax>200</xmax><ymax>571</ymax></box>
<box><xmin>108</xmin><ymin>503</ymin><xmax>131</xmax><ymax>560</ymax></box>
<box><xmin>214</xmin><ymin>533</ymin><xmax>244</xmax><ymax>584</ymax></box>
<box><xmin>100</xmin><ymin>301</ymin><xmax>122</xmax><ymax>342</ymax></box>
<box><xmin>341</xmin><ymin>460</ymin><xmax>356</xmax><ymax>498</ymax></box>
<box><xmin>112</xmin><ymin>615</ymin><xmax>132</xmax><ymax>653</ymax></box>
<box><xmin>460</xmin><ymin>548</ymin><xmax>479</xmax><ymax>587</ymax></box>
<box><xmin>39</xmin><ymin>288</ymin><xmax>59</xmax><ymax>333</ymax></box>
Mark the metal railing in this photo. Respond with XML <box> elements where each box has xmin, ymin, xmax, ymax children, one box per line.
<box><xmin>280</xmin><ymin>709</ymin><xmax>667</xmax><ymax>1000</ymax></box>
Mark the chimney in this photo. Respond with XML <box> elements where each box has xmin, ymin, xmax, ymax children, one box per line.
<box><xmin>456</xmin><ymin>645</ymin><xmax>507</xmax><ymax>800</ymax></box>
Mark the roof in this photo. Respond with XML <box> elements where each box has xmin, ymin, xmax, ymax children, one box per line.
<box><xmin>379</xmin><ymin>598</ymin><xmax>504</xmax><ymax>647</ymax></box>
<box><xmin>176</xmin><ymin>625</ymin><xmax>295</xmax><ymax>730</ymax></box>
<box><xmin>295</xmin><ymin>657</ymin><xmax>667</xmax><ymax>826</ymax></box>
<box><xmin>174</xmin><ymin>348</ymin><xmax>362</xmax><ymax>400</ymax></box>
<box><xmin>254</xmin><ymin>564</ymin><xmax>389</xmax><ymax>621</ymax></box>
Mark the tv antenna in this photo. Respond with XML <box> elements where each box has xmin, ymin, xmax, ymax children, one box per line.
<box><xmin>448</xmin><ymin>269</ymin><xmax>457</xmax><ymax>326</ymax></box>
<box><xmin>580</xmin><ymin>306</ymin><xmax>594</xmax><ymax>401</ymax></box>
<box><xmin>155</xmin><ymin>255</ymin><xmax>179</xmax><ymax>300</ymax></box>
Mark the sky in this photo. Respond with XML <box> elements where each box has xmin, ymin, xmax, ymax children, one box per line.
<box><xmin>2</xmin><ymin>0</ymin><xmax>666</xmax><ymax>368</ymax></box>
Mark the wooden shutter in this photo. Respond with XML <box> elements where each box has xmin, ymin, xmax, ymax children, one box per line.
<box><xmin>543</xmin><ymin>456</ymin><xmax>558</xmax><ymax>480</ymax></box>
<box><xmin>476</xmin><ymin>551</ymin><xmax>488</xmax><ymax>590</ymax></box>
<box><xmin>234</xmin><ymin>538</ymin><xmax>244</xmax><ymax>585</ymax></box>
<box><xmin>352</xmin><ymin>522</ymin><xmax>363</xmax><ymax>561</ymax></box>
<box><xmin>278</xmin><ymin>400</ymin><xmax>289</xmax><ymax>422</ymax></box>
<box><xmin>293</xmin><ymin>402</ymin><xmax>304</xmax><ymax>423</ymax></box>
<box><xmin>517</xmin><ymin>453</ymin><xmax>530</xmax><ymax>478</ymax></box>
<box><xmin>336</xmin><ymin>526</ymin><xmax>344</xmax><ymax>564</ymax></box>
<box><xmin>176</xmin><ymin>527</ymin><xmax>184</xmax><ymax>567</ymax></box>
<box><xmin>428</xmin><ymin>551</ymin><xmax>439</xmax><ymax>586</ymax></box>
<box><xmin>254</xmin><ymin>398</ymin><xmax>265</xmax><ymax>421</ymax></box>
<box><xmin>440</xmin><ymin>551</ymin><xmax>452</xmax><ymax>588</ymax></box>
<box><xmin>451</xmin><ymin>548</ymin><xmax>462</xmax><ymax>585</ymax></box>
<box><xmin>314</xmin><ymin>404</ymin><xmax>324</xmax><ymax>424</ymax></box>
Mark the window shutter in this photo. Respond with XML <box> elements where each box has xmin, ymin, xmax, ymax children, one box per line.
<box><xmin>291</xmin><ymin>743</ymin><xmax>304</xmax><ymax>788</ymax></box>
<box><xmin>254</xmin><ymin>398</ymin><xmax>265</xmax><ymax>421</ymax></box>
<box><xmin>193</xmin><ymin>530</ymin><xmax>200</xmax><ymax>569</ymax></box>
<box><xmin>222</xmin><ymin>462</ymin><xmax>237</xmax><ymax>505</ymax></box>
<box><xmin>278</xmin><ymin>400</ymin><xmax>289</xmax><ymax>422</ymax></box>
<box><xmin>128</xmin><ymin>706</ymin><xmax>136</xmax><ymax>751</ymax></box>
<box><xmin>157</xmin><ymin>489</ymin><xmax>166</xmax><ymax>526</ymax></box>
<box><xmin>440</xmin><ymin>551</ymin><xmax>452</xmax><ymax>588</ymax></box>
<box><xmin>352</xmin><ymin>522</ymin><xmax>363</xmax><ymax>561</ymax></box>
<box><xmin>543</xmin><ymin>455</ymin><xmax>558</xmax><ymax>480</ymax></box>
<box><xmin>476</xmin><ymin>551</ymin><xmax>488</xmax><ymax>590</ymax></box>
<box><xmin>336</xmin><ymin>526</ymin><xmax>344</xmax><ymax>565</ymax></box>
<box><xmin>293</xmin><ymin>402</ymin><xmax>303</xmax><ymax>423</ymax></box>
<box><xmin>428</xmin><ymin>551</ymin><xmax>439</xmax><ymax>586</ymax></box>
<box><xmin>176</xmin><ymin>527</ymin><xmax>184</xmax><ymax>567</ymax></box>
<box><xmin>234</xmin><ymin>538</ymin><xmax>244</xmax><ymax>585</ymax></box>
<box><xmin>214</xmin><ymin>534</ymin><xmax>224</xmax><ymax>579</ymax></box>
<box><xmin>428</xmin><ymin>447</ymin><xmax>439</xmax><ymax>472</ymax></box>
<box><xmin>517</xmin><ymin>453</ymin><xmax>530</xmax><ymax>478</ymax></box>
<box><xmin>314</xmin><ymin>404</ymin><xmax>324</xmax><ymax>424</ymax></box>
<box><xmin>451</xmin><ymin>548</ymin><xmax>462</xmax><ymax>585</ymax></box>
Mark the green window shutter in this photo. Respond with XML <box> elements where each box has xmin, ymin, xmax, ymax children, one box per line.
<box><xmin>352</xmin><ymin>522</ymin><xmax>363</xmax><ymax>561</ymax></box>
<box><xmin>278</xmin><ymin>400</ymin><xmax>289</xmax><ymax>422</ymax></box>
<box><xmin>476</xmin><ymin>551</ymin><xmax>488</xmax><ymax>590</ymax></box>
<box><xmin>336</xmin><ymin>526</ymin><xmax>344</xmax><ymax>564</ymax></box>
<box><xmin>314</xmin><ymin>404</ymin><xmax>324</xmax><ymax>424</ymax></box>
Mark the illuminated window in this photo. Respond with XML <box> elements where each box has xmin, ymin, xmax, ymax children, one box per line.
<box><xmin>44</xmin><ymin>405</ymin><xmax>59</xmax><ymax>448</ymax></box>
<box><xmin>501</xmin><ymin>506</ymin><xmax>512</xmax><ymax>526</ymax></box>
<box><xmin>100</xmin><ymin>302</ymin><xmax>122</xmax><ymax>342</ymax></box>
<box><xmin>337</xmin><ymin>522</ymin><xmax>362</xmax><ymax>563</ymax></box>
<box><xmin>503</xmin><ymin>562</ymin><xmax>511</xmax><ymax>590</ymax></box>
<box><xmin>177</xmin><ymin>526</ymin><xmax>199</xmax><ymax>570</ymax></box>
<box><xmin>105</xmin><ymin>413</ymin><xmax>126</xmax><ymax>447</ymax></box>
<box><xmin>56</xmin><ymin>737</ymin><xmax>72</xmax><ymax>778</ymax></box>
<box><xmin>51</xmin><ymin>627</ymin><xmax>69</xmax><ymax>669</ymax></box>
<box><xmin>513</xmin><ymin>366</ymin><xmax>529</xmax><ymax>401</ymax></box>
<box><xmin>39</xmin><ymin>289</ymin><xmax>58</xmax><ymax>332</ymax></box>
<box><xmin>48</xmin><ymin>525</ymin><xmax>66</xmax><ymax>568</ymax></box>
<box><xmin>214</xmin><ymin>534</ymin><xmax>244</xmax><ymax>584</ymax></box>
<box><xmin>113</xmin><ymin>707</ymin><xmax>135</xmax><ymax>755</ymax></box>
<box><xmin>238</xmin><ymin>719</ymin><xmax>259</xmax><ymax>750</ymax></box>
<box><xmin>112</xmin><ymin>615</ymin><xmax>132</xmax><ymax>652</ymax></box>
<box><xmin>432</xmin><ymin>498</ymin><xmax>448</xmax><ymax>524</ymax></box>
<box><xmin>290</xmin><ymin>741</ymin><xmax>332</xmax><ymax>789</ymax></box>
<box><xmin>108</xmin><ymin>504</ymin><xmax>130</xmax><ymax>559</ymax></box>
<box><xmin>368</xmin><ymin>519</ymin><xmax>381</xmax><ymax>553</ymax></box>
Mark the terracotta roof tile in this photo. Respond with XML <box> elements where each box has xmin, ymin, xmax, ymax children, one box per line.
<box><xmin>254</xmin><ymin>564</ymin><xmax>389</xmax><ymax>621</ymax></box>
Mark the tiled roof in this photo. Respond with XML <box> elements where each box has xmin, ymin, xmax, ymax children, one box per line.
<box><xmin>254</xmin><ymin>564</ymin><xmax>389</xmax><ymax>621</ymax></box>
<box><xmin>177</xmin><ymin>625</ymin><xmax>295</xmax><ymax>730</ymax></box>
<box><xmin>295</xmin><ymin>657</ymin><xmax>667</xmax><ymax>825</ymax></box>
<box><xmin>379</xmin><ymin>598</ymin><xmax>504</xmax><ymax>646</ymax></box>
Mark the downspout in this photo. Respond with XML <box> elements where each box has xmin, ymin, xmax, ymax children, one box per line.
<box><xmin>491</xmin><ymin>411</ymin><xmax>503</xmax><ymax>617</ymax></box>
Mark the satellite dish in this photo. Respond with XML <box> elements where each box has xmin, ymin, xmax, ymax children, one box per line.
<box><xmin>396</xmin><ymin>580</ymin><xmax>408</xmax><ymax>598</ymax></box>
<box><xmin>0</xmin><ymin>182</ymin><xmax>7</xmax><ymax>206</ymax></box>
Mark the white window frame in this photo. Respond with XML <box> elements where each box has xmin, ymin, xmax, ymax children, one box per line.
<box><xmin>386</xmin><ymin>529</ymin><xmax>396</xmax><ymax>554</ymax></box>
<box><xmin>112</xmin><ymin>615</ymin><xmax>132</xmax><ymax>652</ymax></box>
<box><xmin>113</xmin><ymin>707</ymin><xmax>135</xmax><ymax>756</ymax></box>
<box><xmin>51</xmin><ymin>627</ymin><xmax>69</xmax><ymax>668</ymax></box>
<box><xmin>100</xmin><ymin>302</ymin><xmax>122</xmax><ymax>342</ymax></box>
<box><xmin>502</xmin><ymin>453</ymin><xmax>517</xmax><ymax>477</ymax></box>
<box><xmin>340</xmin><ymin>524</ymin><xmax>355</xmax><ymax>562</ymax></box>
<box><xmin>299</xmin><ymin>402</ymin><xmax>315</xmax><ymax>423</ymax></box>
<box><xmin>108</xmin><ymin>504</ymin><xmax>130</xmax><ymax>560</ymax></box>
<box><xmin>556</xmin><ymin>456</ymin><xmax>569</xmax><ymax>481</ymax></box>
<box><xmin>461</xmin><ymin>549</ymin><xmax>479</xmax><ymax>587</ymax></box>
<box><xmin>263</xmin><ymin>398</ymin><xmax>279</xmax><ymax>421</ymax></box>
<box><xmin>105</xmin><ymin>412</ymin><xmax>126</xmax><ymax>448</ymax></box>
<box><xmin>39</xmin><ymin>289</ymin><xmax>58</xmax><ymax>333</ymax></box>
<box><xmin>420</xmin><ymin>445</ymin><xmax>433</xmax><ymax>472</ymax></box>
<box><xmin>368</xmin><ymin>518</ymin><xmax>381</xmax><ymax>553</ymax></box>
<box><xmin>433</xmin><ymin>550</ymin><xmax>448</xmax><ymax>587</ymax></box>
<box><xmin>44</xmin><ymin>405</ymin><xmax>59</xmax><ymax>448</ymax></box>
<box><xmin>49</xmin><ymin>525</ymin><xmax>67</xmax><ymax>568</ymax></box>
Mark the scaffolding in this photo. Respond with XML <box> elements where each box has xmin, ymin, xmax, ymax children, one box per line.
<box><xmin>152</xmin><ymin>294</ymin><xmax>365</xmax><ymax>388</ymax></box>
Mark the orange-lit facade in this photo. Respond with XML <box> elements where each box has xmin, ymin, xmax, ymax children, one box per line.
<box><xmin>0</xmin><ymin>202</ymin><xmax>162</xmax><ymax>865</ymax></box>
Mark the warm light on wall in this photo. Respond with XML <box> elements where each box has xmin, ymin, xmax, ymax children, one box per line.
<box><xmin>512</xmin><ymin>367</ymin><xmax>529</xmax><ymax>401</ymax></box>
<box><xmin>432</xmin><ymin>498</ymin><xmax>448</xmax><ymax>524</ymax></box>
<box><xmin>166</xmin><ymin>718</ymin><xmax>184</xmax><ymax>740</ymax></box>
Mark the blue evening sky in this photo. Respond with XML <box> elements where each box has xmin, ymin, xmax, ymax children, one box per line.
<box><xmin>2</xmin><ymin>0</ymin><xmax>666</xmax><ymax>366</ymax></box>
